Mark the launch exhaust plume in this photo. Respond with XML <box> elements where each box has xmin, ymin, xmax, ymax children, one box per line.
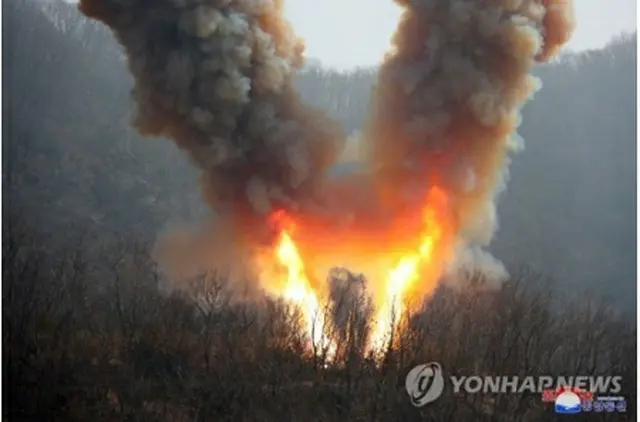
<box><xmin>78</xmin><ymin>0</ymin><xmax>575</xmax><ymax>356</ymax></box>
<box><xmin>364</xmin><ymin>0</ymin><xmax>575</xmax><ymax>270</ymax></box>
<box><xmin>78</xmin><ymin>0</ymin><xmax>345</xmax><ymax>240</ymax></box>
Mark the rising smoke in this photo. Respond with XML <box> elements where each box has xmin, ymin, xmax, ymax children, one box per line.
<box><xmin>364</xmin><ymin>0</ymin><xmax>575</xmax><ymax>285</ymax></box>
<box><xmin>78</xmin><ymin>0</ymin><xmax>575</xmax><ymax>323</ymax></box>
<box><xmin>78</xmin><ymin>0</ymin><xmax>346</xmax><ymax>243</ymax></box>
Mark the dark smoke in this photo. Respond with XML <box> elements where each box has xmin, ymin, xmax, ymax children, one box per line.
<box><xmin>78</xmin><ymin>0</ymin><xmax>346</xmax><ymax>242</ymax></box>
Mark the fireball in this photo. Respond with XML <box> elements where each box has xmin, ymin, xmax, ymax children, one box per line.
<box><xmin>258</xmin><ymin>185</ymin><xmax>455</xmax><ymax>361</ymax></box>
<box><xmin>260</xmin><ymin>210</ymin><xmax>336</xmax><ymax>358</ymax></box>
<box><xmin>367</xmin><ymin>187</ymin><xmax>454</xmax><ymax>355</ymax></box>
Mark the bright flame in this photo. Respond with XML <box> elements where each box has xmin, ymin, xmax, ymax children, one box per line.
<box><xmin>260</xmin><ymin>187</ymin><xmax>453</xmax><ymax>362</ymax></box>
<box><xmin>368</xmin><ymin>188</ymin><xmax>450</xmax><ymax>355</ymax></box>
<box><xmin>270</xmin><ymin>212</ymin><xmax>335</xmax><ymax>357</ymax></box>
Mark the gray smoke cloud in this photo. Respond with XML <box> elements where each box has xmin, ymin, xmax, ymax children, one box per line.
<box><xmin>78</xmin><ymin>0</ymin><xmax>346</xmax><ymax>244</ymax></box>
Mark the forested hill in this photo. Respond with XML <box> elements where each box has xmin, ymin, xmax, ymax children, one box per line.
<box><xmin>4</xmin><ymin>0</ymin><xmax>636</xmax><ymax>310</ymax></box>
<box><xmin>493</xmin><ymin>37</ymin><xmax>637</xmax><ymax>311</ymax></box>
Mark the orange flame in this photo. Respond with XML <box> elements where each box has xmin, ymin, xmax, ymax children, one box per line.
<box><xmin>267</xmin><ymin>211</ymin><xmax>336</xmax><ymax>357</ymax></box>
<box><xmin>259</xmin><ymin>187</ymin><xmax>453</xmax><ymax>361</ymax></box>
<box><xmin>368</xmin><ymin>187</ymin><xmax>452</xmax><ymax>355</ymax></box>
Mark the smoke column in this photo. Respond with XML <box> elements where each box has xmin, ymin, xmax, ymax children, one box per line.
<box><xmin>78</xmin><ymin>0</ymin><xmax>575</xmax><ymax>322</ymax></box>
<box><xmin>78</xmin><ymin>0</ymin><xmax>345</xmax><ymax>242</ymax></box>
<box><xmin>363</xmin><ymin>0</ymin><xmax>575</xmax><ymax>278</ymax></box>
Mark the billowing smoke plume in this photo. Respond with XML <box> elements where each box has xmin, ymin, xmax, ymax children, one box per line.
<box><xmin>364</xmin><ymin>0</ymin><xmax>575</xmax><ymax>281</ymax></box>
<box><xmin>78</xmin><ymin>0</ymin><xmax>345</xmax><ymax>241</ymax></box>
<box><xmin>78</xmin><ymin>0</ymin><xmax>575</xmax><ymax>319</ymax></box>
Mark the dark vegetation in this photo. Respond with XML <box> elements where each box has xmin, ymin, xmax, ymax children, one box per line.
<box><xmin>3</xmin><ymin>1</ymin><xmax>637</xmax><ymax>420</ymax></box>
<box><xmin>3</xmin><ymin>224</ymin><xmax>636</xmax><ymax>421</ymax></box>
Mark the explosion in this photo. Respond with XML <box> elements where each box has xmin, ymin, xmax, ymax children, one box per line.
<box><xmin>78</xmin><ymin>0</ymin><xmax>574</xmax><ymax>360</ymax></box>
<box><xmin>264</xmin><ymin>210</ymin><xmax>335</xmax><ymax>356</ymax></box>
<box><xmin>368</xmin><ymin>186</ymin><xmax>454</xmax><ymax>354</ymax></box>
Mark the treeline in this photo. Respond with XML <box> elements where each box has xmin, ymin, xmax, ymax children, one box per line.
<box><xmin>3</xmin><ymin>215</ymin><xmax>636</xmax><ymax>421</ymax></box>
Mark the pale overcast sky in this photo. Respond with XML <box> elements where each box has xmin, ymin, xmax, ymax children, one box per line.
<box><xmin>285</xmin><ymin>0</ymin><xmax>637</xmax><ymax>70</ymax></box>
